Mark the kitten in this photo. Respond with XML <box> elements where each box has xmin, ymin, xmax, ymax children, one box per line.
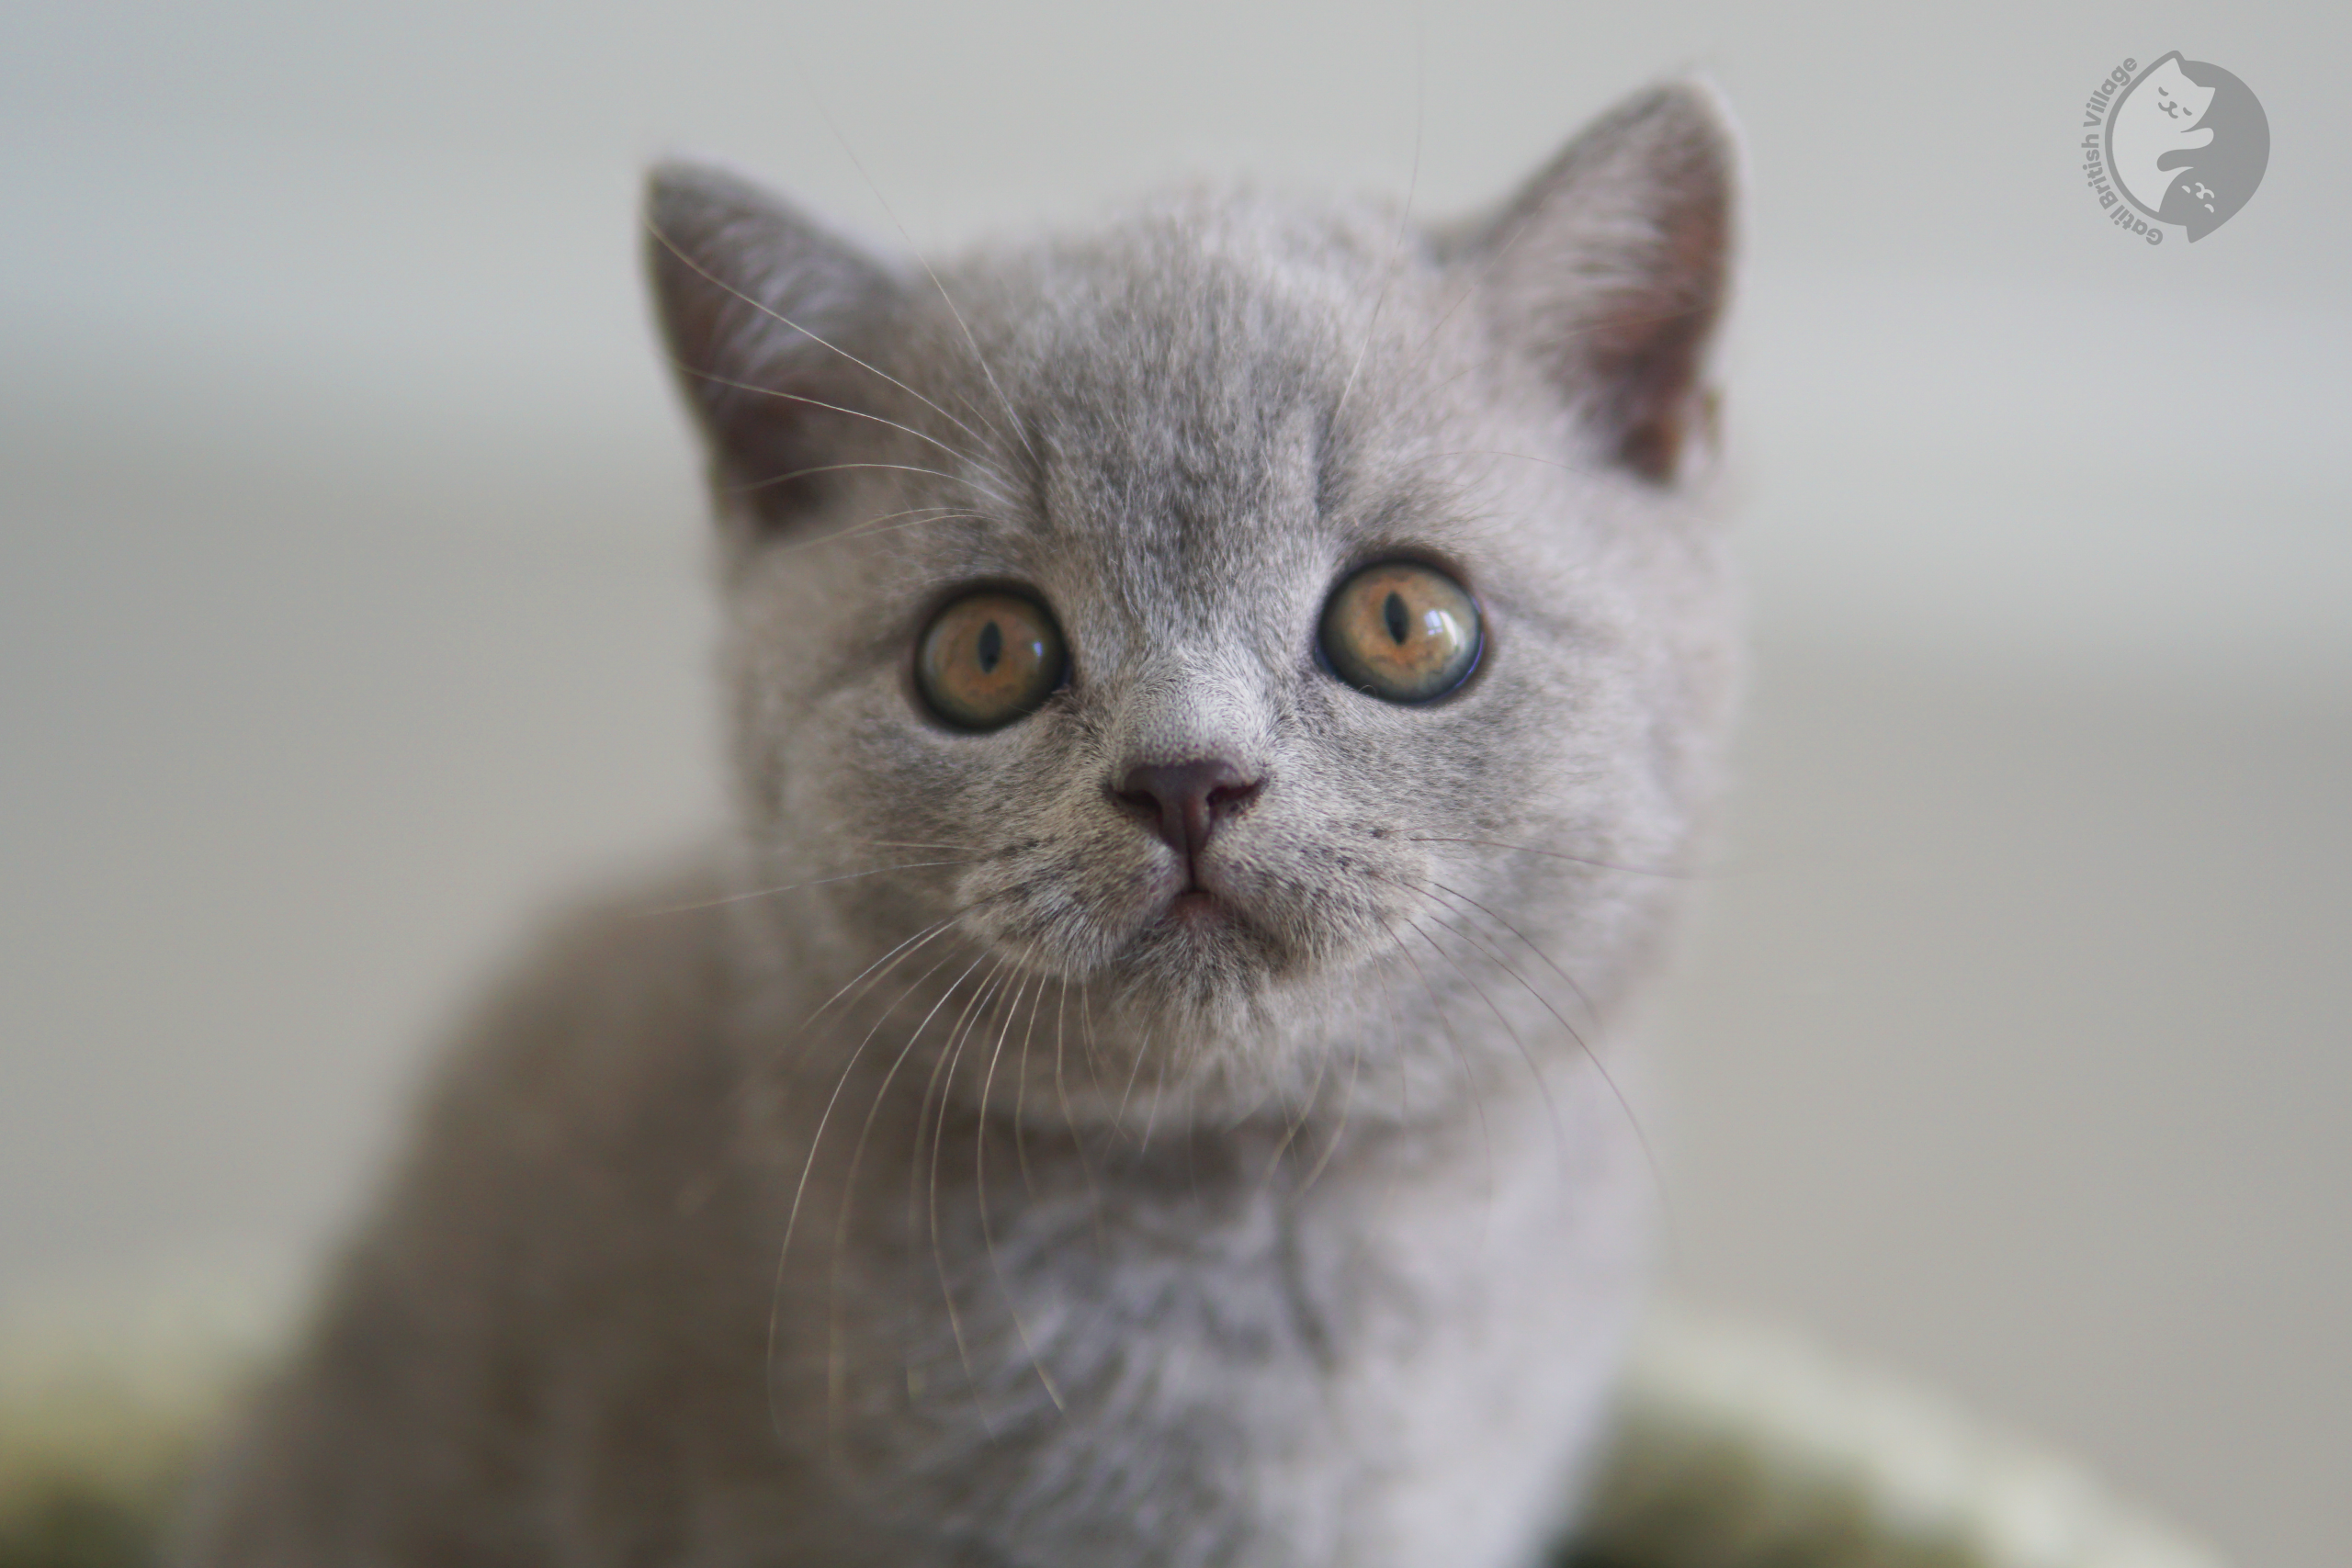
<box><xmin>174</xmin><ymin>80</ymin><xmax>1738</xmax><ymax>1568</ymax></box>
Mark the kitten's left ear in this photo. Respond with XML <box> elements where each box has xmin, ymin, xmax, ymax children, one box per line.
<box><xmin>1452</xmin><ymin>81</ymin><xmax>1736</xmax><ymax>484</ymax></box>
<box><xmin>643</xmin><ymin>161</ymin><xmax>905</xmax><ymax>519</ymax></box>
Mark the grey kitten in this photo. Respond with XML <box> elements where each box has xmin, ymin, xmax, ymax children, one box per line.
<box><xmin>175</xmin><ymin>80</ymin><xmax>1738</xmax><ymax>1568</ymax></box>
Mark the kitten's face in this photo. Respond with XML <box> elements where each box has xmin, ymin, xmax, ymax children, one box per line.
<box><xmin>651</xmin><ymin>86</ymin><xmax>1737</xmax><ymax>1115</ymax></box>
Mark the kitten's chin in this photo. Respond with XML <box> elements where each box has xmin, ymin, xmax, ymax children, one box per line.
<box><xmin>956</xmin><ymin>855</ymin><xmax>1379</xmax><ymax>1047</ymax></box>
<box><xmin>956</xmin><ymin>881</ymin><xmax>1398</xmax><ymax>1116</ymax></box>
<box><xmin>1124</xmin><ymin>892</ymin><xmax>1274</xmax><ymax>974</ymax></box>
<box><xmin>1099</xmin><ymin>892</ymin><xmax>1311</xmax><ymax>1038</ymax></box>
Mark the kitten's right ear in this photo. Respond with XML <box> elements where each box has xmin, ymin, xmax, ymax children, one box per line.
<box><xmin>1450</xmin><ymin>82</ymin><xmax>1736</xmax><ymax>486</ymax></box>
<box><xmin>643</xmin><ymin>162</ymin><xmax>902</xmax><ymax>513</ymax></box>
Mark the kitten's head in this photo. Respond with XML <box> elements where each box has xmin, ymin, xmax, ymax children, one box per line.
<box><xmin>648</xmin><ymin>85</ymin><xmax>1737</xmax><ymax>1119</ymax></box>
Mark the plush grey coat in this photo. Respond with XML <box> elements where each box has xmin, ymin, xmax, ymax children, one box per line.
<box><xmin>175</xmin><ymin>81</ymin><xmax>1740</xmax><ymax>1568</ymax></box>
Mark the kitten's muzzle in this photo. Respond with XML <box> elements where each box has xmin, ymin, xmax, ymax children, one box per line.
<box><xmin>1112</xmin><ymin>758</ymin><xmax>1264</xmax><ymax>885</ymax></box>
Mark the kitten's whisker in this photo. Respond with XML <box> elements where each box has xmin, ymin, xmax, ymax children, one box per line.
<box><xmin>792</xmin><ymin>513</ymin><xmax>995</xmax><ymax>556</ymax></box>
<box><xmin>1424</xmin><ymin>878</ymin><xmax>1601</xmax><ymax>1028</ymax></box>
<box><xmin>1381</xmin><ymin>919</ymin><xmax>1493</xmax><ymax>1217</ymax></box>
<box><xmin>903</xmin><ymin>959</ymin><xmax>1006</xmax><ymax>1241</ymax></box>
<box><xmin>1231</xmin><ymin>1055</ymin><xmax>1292</xmax><ymax>1135</ymax></box>
<box><xmin>897</xmin><ymin>948</ymin><xmax>981</xmax><ymax>1422</ymax></box>
<box><xmin>815</xmin><ymin>945</ymin><xmax>994</xmax><ymax>1438</ymax></box>
<box><xmin>1055</xmin><ymin>977</ymin><xmax>1110</xmax><ymax>1261</ymax></box>
<box><xmin>1367</xmin><ymin>940</ymin><xmax>1417</xmax><ymax>1216</ymax></box>
<box><xmin>775</xmin><ymin>912</ymin><xmax>979</xmax><ymax>1265</ymax></box>
<box><xmin>909</xmin><ymin>959</ymin><xmax>1010</xmax><ymax>1248</ymax></box>
<box><xmin>1077</xmin><ymin>979</ymin><xmax>1110</xmax><ymax>1105</ymax></box>
<box><xmin>771</xmin><ymin>501</ymin><xmax>955</xmax><ymax>543</ymax></box>
<box><xmin>975</xmin><ymin>970</ymin><xmax>1068</xmax><ymax>1413</ymax></box>
<box><xmin>1262</xmin><ymin>1018</ymin><xmax>1335</xmax><ymax>1184</ymax></box>
<box><xmin>1408</xmin><ymin>889</ymin><xmax>1585</xmax><ymax>1056</ymax></box>
<box><xmin>1349</xmin><ymin>194</ymin><xmax>1540</xmax><ymax>455</ymax></box>
<box><xmin>642</xmin><ymin>214</ymin><xmax>1001</xmax><ymax>458</ymax></box>
<box><xmin>1297</xmin><ymin>1025</ymin><xmax>1364</xmax><ymax>1196</ymax></box>
<box><xmin>1333</xmin><ymin>29</ymin><xmax>1425</xmax><ymax>420</ymax></box>
<box><xmin>826</xmin><ymin>503</ymin><xmax>973</xmax><ymax>536</ymax></box>
<box><xmin>925</xmin><ymin>265</ymin><xmax>1037</xmax><ymax>468</ymax></box>
<box><xmin>762</xmin><ymin>905</ymin><xmax>971</xmax><ymax>1138</ymax></box>
<box><xmin>799</xmin><ymin>96</ymin><xmax>1038</xmax><ymax>468</ymax></box>
<box><xmin>921</xmin><ymin>960</ymin><xmax>1012</xmax><ymax>1434</ymax></box>
<box><xmin>1111</xmin><ymin>1017</ymin><xmax>1155</xmax><ymax>1145</ymax></box>
<box><xmin>639</xmin><ymin>859</ymin><xmax>975</xmax><ymax>917</ymax></box>
<box><xmin>790</xmin><ymin>932</ymin><xmax>976</xmax><ymax>1445</ymax></box>
<box><xmin>726</xmin><ymin>460</ymin><xmax>987</xmax><ymax>498</ymax></box>
<box><xmin>1011</xmin><ymin>967</ymin><xmax>1045</xmax><ymax>1203</ymax></box>
<box><xmin>1136</xmin><ymin>1043</ymin><xmax>1172</xmax><ymax>1158</ymax></box>
<box><xmin>1249</xmin><ymin>1068</ymin><xmax>1299</xmax><ymax>1201</ymax></box>
<box><xmin>1390</xmin><ymin>890</ymin><xmax>1568</xmax><ymax>1177</ymax></box>
<box><xmin>1402</xmin><ymin>836</ymin><xmax>1692</xmax><ymax>880</ymax></box>
<box><xmin>1379</xmin><ymin>945</ymin><xmax>1410</xmax><ymax>1126</ymax></box>
<box><xmin>770</xmin><ymin>505</ymin><xmax>976</xmax><ymax>557</ymax></box>
<box><xmin>1052</xmin><ymin>976</ymin><xmax>1077</xmax><ymax>1150</ymax></box>
<box><xmin>1182</xmin><ymin>1079</ymin><xmax>1206</xmax><ymax>1209</ymax></box>
<box><xmin>1412</xmin><ymin>885</ymin><xmax>1675</xmax><ymax>1227</ymax></box>
<box><xmin>834</xmin><ymin>947</ymin><xmax>989</xmax><ymax>1439</ymax></box>
<box><xmin>664</xmin><ymin>358</ymin><xmax>1018</xmax><ymax>493</ymax></box>
<box><xmin>780</xmin><ymin>886</ymin><xmax>1015</xmax><ymax>1055</ymax></box>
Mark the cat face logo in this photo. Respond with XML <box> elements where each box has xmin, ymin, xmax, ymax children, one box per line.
<box><xmin>2104</xmin><ymin>52</ymin><xmax>2269</xmax><ymax>241</ymax></box>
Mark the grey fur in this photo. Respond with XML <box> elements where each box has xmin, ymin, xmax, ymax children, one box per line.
<box><xmin>174</xmin><ymin>81</ymin><xmax>1740</xmax><ymax>1568</ymax></box>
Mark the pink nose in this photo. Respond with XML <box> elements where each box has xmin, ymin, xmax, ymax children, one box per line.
<box><xmin>1114</xmin><ymin>758</ymin><xmax>1264</xmax><ymax>863</ymax></box>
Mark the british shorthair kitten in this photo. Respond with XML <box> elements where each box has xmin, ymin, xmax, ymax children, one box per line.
<box><xmin>175</xmin><ymin>80</ymin><xmax>1739</xmax><ymax>1568</ymax></box>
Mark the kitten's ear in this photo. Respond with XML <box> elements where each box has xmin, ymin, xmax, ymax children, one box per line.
<box><xmin>1452</xmin><ymin>82</ymin><xmax>1736</xmax><ymax>484</ymax></box>
<box><xmin>643</xmin><ymin>161</ymin><xmax>902</xmax><ymax>512</ymax></box>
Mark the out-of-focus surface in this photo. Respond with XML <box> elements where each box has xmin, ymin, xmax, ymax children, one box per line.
<box><xmin>0</xmin><ymin>1292</ymin><xmax>2232</xmax><ymax>1568</ymax></box>
<box><xmin>3</xmin><ymin>3</ymin><xmax>2344</xmax><ymax>1566</ymax></box>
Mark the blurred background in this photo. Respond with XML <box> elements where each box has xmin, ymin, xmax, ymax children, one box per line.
<box><xmin>4</xmin><ymin>1</ymin><xmax>2345</xmax><ymax>1562</ymax></box>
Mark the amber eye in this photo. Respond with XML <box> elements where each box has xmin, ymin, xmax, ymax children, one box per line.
<box><xmin>916</xmin><ymin>591</ymin><xmax>1068</xmax><ymax>730</ymax></box>
<box><xmin>1319</xmin><ymin>562</ymin><xmax>1481</xmax><ymax>703</ymax></box>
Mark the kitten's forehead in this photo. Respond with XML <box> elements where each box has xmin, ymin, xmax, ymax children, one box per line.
<box><xmin>922</xmin><ymin>196</ymin><xmax>1479</xmax><ymax>658</ymax></box>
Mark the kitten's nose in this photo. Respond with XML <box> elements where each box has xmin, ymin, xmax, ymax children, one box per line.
<box><xmin>1114</xmin><ymin>758</ymin><xmax>1264</xmax><ymax>864</ymax></box>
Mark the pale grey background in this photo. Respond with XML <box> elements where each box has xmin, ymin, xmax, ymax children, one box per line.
<box><xmin>4</xmin><ymin>2</ymin><xmax>2345</xmax><ymax>1564</ymax></box>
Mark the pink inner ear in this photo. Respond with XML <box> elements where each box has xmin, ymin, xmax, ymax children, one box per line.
<box><xmin>1594</xmin><ymin>175</ymin><xmax>1730</xmax><ymax>483</ymax></box>
<box><xmin>1462</xmin><ymin>82</ymin><xmax>1736</xmax><ymax>485</ymax></box>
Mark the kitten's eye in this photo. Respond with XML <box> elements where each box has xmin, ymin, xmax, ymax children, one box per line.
<box><xmin>1319</xmin><ymin>562</ymin><xmax>1481</xmax><ymax>704</ymax></box>
<box><xmin>916</xmin><ymin>591</ymin><xmax>1068</xmax><ymax>730</ymax></box>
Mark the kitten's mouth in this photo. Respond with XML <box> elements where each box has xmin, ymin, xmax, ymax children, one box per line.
<box><xmin>1163</xmin><ymin>888</ymin><xmax>1229</xmax><ymax>924</ymax></box>
<box><xmin>1125</xmin><ymin>880</ymin><xmax>1269</xmax><ymax>966</ymax></box>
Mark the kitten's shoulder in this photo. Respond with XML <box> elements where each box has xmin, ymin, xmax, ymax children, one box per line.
<box><xmin>405</xmin><ymin>850</ymin><xmax>745</xmax><ymax>1177</ymax></box>
<box><xmin>172</xmin><ymin>856</ymin><xmax>759</xmax><ymax>1562</ymax></box>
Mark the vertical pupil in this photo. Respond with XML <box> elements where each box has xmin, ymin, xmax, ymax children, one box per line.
<box><xmin>1382</xmin><ymin>591</ymin><xmax>1410</xmax><ymax>645</ymax></box>
<box><xmin>976</xmin><ymin>620</ymin><xmax>1004</xmax><ymax>673</ymax></box>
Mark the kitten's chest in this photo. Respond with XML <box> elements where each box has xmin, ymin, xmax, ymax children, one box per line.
<box><xmin>839</xmin><ymin>1100</ymin><xmax>1645</xmax><ymax>1568</ymax></box>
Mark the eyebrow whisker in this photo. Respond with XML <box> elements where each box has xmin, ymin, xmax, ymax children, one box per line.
<box><xmin>643</xmin><ymin>213</ymin><xmax>1004</xmax><ymax>459</ymax></box>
